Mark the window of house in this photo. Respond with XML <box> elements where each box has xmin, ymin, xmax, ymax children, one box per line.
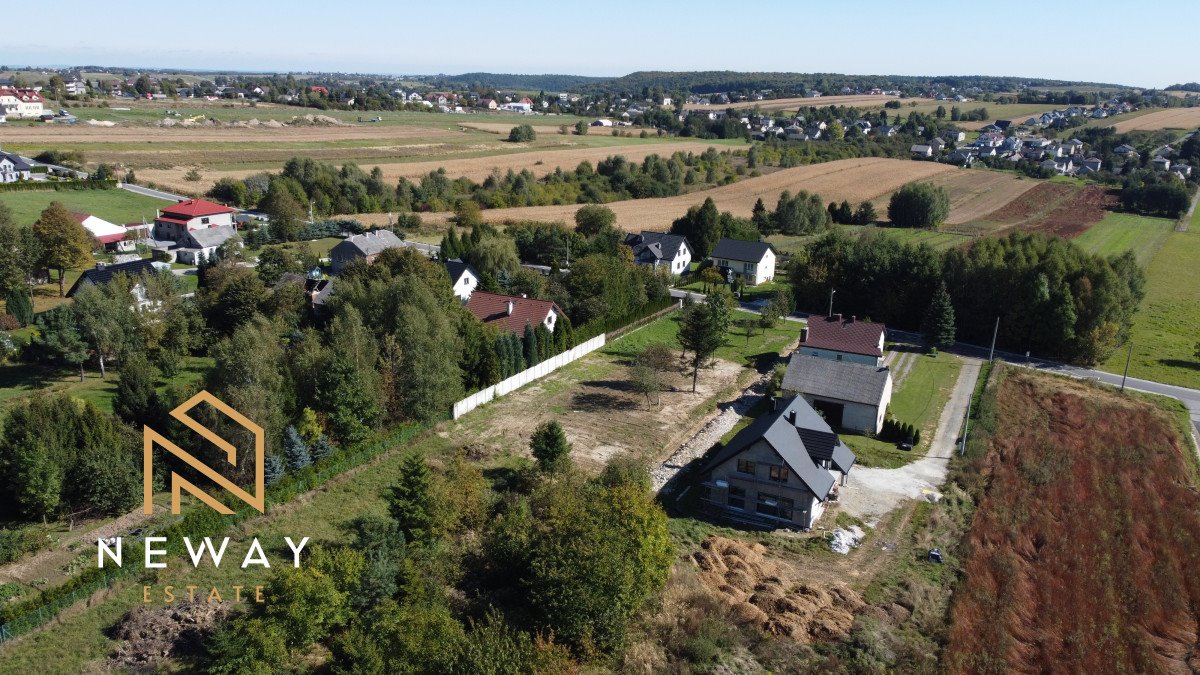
<box><xmin>743</xmin><ymin>262</ymin><xmax>753</xmax><ymax>274</ymax></box>
<box><xmin>756</xmin><ymin>493</ymin><xmax>794</xmax><ymax>520</ymax></box>
<box><xmin>736</xmin><ymin>459</ymin><xmax>756</xmax><ymax>475</ymax></box>
<box><xmin>769</xmin><ymin>465</ymin><xmax>789</xmax><ymax>483</ymax></box>
<box><xmin>836</xmin><ymin>354</ymin><xmax>843</xmax><ymax>361</ymax></box>
<box><xmin>201</xmin><ymin>217</ymin><xmax>210</xmax><ymax>225</ymax></box>
<box><xmin>727</xmin><ymin>485</ymin><xmax>745</xmax><ymax>510</ymax></box>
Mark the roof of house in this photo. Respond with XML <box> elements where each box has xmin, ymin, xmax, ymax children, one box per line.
<box><xmin>444</xmin><ymin>258</ymin><xmax>479</xmax><ymax>284</ymax></box>
<box><xmin>711</xmin><ymin>238</ymin><xmax>771</xmax><ymax>263</ymax></box>
<box><xmin>333</xmin><ymin>229</ymin><xmax>405</xmax><ymax>257</ymax></box>
<box><xmin>187</xmin><ymin>225</ymin><xmax>236</xmax><ymax>249</ymax></box>
<box><xmin>160</xmin><ymin>198</ymin><xmax>236</xmax><ymax>218</ymax></box>
<box><xmin>783</xmin><ymin>354</ymin><xmax>891</xmax><ymax>407</ymax></box>
<box><xmin>625</xmin><ymin>231</ymin><xmax>690</xmax><ymax>263</ymax></box>
<box><xmin>465</xmin><ymin>291</ymin><xmax>561</xmax><ymax>334</ymax></box>
<box><xmin>0</xmin><ymin>152</ymin><xmax>32</xmax><ymax>171</ymax></box>
<box><xmin>699</xmin><ymin>396</ymin><xmax>855</xmax><ymax>498</ymax></box>
<box><xmin>802</xmin><ymin>314</ymin><xmax>885</xmax><ymax>358</ymax></box>
<box><xmin>72</xmin><ymin>212</ymin><xmax>127</xmax><ymax>244</ymax></box>
<box><xmin>67</xmin><ymin>258</ymin><xmax>158</xmax><ymax>297</ymax></box>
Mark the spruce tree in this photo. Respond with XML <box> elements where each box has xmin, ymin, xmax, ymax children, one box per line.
<box><xmin>283</xmin><ymin>425</ymin><xmax>311</xmax><ymax>472</ymax></box>
<box><xmin>530</xmin><ymin>420</ymin><xmax>571</xmax><ymax>472</ymax></box>
<box><xmin>113</xmin><ymin>353</ymin><xmax>162</xmax><ymax>428</ymax></box>
<box><xmin>921</xmin><ymin>282</ymin><xmax>957</xmax><ymax>348</ymax></box>
<box><xmin>264</xmin><ymin>454</ymin><xmax>285</xmax><ymax>484</ymax></box>
<box><xmin>523</xmin><ymin>324</ymin><xmax>539</xmax><ymax>368</ymax></box>
<box><xmin>388</xmin><ymin>452</ymin><xmax>435</xmax><ymax>546</ymax></box>
<box><xmin>5</xmin><ymin>288</ymin><xmax>32</xmax><ymax>327</ymax></box>
<box><xmin>311</xmin><ymin>434</ymin><xmax>335</xmax><ymax>462</ymax></box>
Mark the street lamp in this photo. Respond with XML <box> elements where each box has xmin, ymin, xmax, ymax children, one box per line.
<box><xmin>828</xmin><ymin>288</ymin><xmax>836</xmax><ymax>317</ymax></box>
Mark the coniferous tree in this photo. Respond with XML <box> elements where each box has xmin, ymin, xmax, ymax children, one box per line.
<box><xmin>283</xmin><ymin>425</ymin><xmax>311</xmax><ymax>472</ymax></box>
<box><xmin>388</xmin><ymin>452</ymin><xmax>435</xmax><ymax>546</ymax></box>
<box><xmin>530</xmin><ymin>420</ymin><xmax>571</xmax><ymax>472</ymax></box>
<box><xmin>264</xmin><ymin>454</ymin><xmax>285</xmax><ymax>484</ymax></box>
<box><xmin>921</xmin><ymin>282</ymin><xmax>957</xmax><ymax>348</ymax></box>
<box><xmin>311</xmin><ymin>435</ymin><xmax>335</xmax><ymax>462</ymax></box>
<box><xmin>114</xmin><ymin>353</ymin><xmax>162</xmax><ymax>428</ymax></box>
<box><xmin>523</xmin><ymin>324</ymin><xmax>539</xmax><ymax>367</ymax></box>
<box><xmin>5</xmin><ymin>288</ymin><xmax>32</xmax><ymax>327</ymax></box>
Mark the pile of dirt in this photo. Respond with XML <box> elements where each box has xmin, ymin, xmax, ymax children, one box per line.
<box><xmin>692</xmin><ymin>536</ymin><xmax>864</xmax><ymax>642</ymax></box>
<box><xmin>107</xmin><ymin>602</ymin><xmax>229</xmax><ymax>672</ymax></box>
<box><xmin>288</xmin><ymin>114</ymin><xmax>348</xmax><ymax>127</ymax></box>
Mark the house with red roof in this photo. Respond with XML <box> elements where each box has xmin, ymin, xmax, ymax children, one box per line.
<box><xmin>0</xmin><ymin>87</ymin><xmax>44</xmax><ymax>118</ymax></box>
<box><xmin>798</xmin><ymin>314</ymin><xmax>886</xmax><ymax>367</ymax></box>
<box><xmin>465</xmin><ymin>291</ymin><xmax>562</xmax><ymax>335</ymax></box>
<box><xmin>153</xmin><ymin>199</ymin><xmax>238</xmax><ymax>264</ymax></box>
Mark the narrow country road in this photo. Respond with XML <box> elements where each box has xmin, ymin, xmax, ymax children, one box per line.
<box><xmin>838</xmin><ymin>357</ymin><xmax>983</xmax><ymax>526</ymax></box>
<box><xmin>118</xmin><ymin>182</ymin><xmax>188</xmax><ymax>202</ymax></box>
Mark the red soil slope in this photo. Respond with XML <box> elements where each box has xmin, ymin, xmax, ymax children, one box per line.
<box><xmin>946</xmin><ymin>371</ymin><xmax>1200</xmax><ymax>674</ymax></box>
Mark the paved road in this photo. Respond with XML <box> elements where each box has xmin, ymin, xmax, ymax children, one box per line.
<box><xmin>118</xmin><ymin>182</ymin><xmax>187</xmax><ymax>202</ymax></box>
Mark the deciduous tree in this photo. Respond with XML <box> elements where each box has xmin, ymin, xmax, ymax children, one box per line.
<box><xmin>32</xmin><ymin>202</ymin><xmax>93</xmax><ymax>297</ymax></box>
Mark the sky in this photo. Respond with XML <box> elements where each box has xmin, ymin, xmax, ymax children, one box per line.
<box><xmin>2</xmin><ymin>0</ymin><xmax>1196</xmax><ymax>88</ymax></box>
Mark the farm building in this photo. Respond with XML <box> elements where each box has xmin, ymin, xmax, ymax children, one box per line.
<box><xmin>624</xmin><ymin>231</ymin><xmax>693</xmax><ymax>275</ymax></box>
<box><xmin>696</xmin><ymin>396</ymin><xmax>855</xmax><ymax>530</ymax></box>
<box><xmin>66</xmin><ymin>258</ymin><xmax>163</xmax><ymax>306</ymax></box>
<box><xmin>781</xmin><ymin>354</ymin><xmax>892</xmax><ymax>434</ymax></box>
<box><xmin>72</xmin><ymin>212</ymin><xmax>135</xmax><ymax>252</ymax></box>
<box><xmin>709</xmin><ymin>238</ymin><xmax>775</xmax><ymax>286</ymax></box>
<box><xmin>798</xmin><ymin>314</ymin><xmax>885</xmax><ymax>366</ymax></box>
<box><xmin>329</xmin><ymin>230</ymin><xmax>405</xmax><ymax>273</ymax></box>
<box><xmin>465</xmin><ymin>291</ymin><xmax>562</xmax><ymax>335</ymax></box>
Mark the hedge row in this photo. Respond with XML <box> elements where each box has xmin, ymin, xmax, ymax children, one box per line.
<box><xmin>0</xmin><ymin>179</ymin><xmax>117</xmax><ymax>193</ymax></box>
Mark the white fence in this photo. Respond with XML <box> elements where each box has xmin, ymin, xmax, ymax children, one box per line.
<box><xmin>451</xmin><ymin>334</ymin><xmax>607</xmax><ymax>419</ymax></box>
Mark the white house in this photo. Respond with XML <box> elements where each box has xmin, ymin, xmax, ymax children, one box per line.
<box><xmin>0</xmin><ymin>87</ymin><xmax>43</xmax><ymax>118</ymax></box>
<box><xmin>911</xmin><ymin>144</ymin><xmax>933</xmax><ymax>158</ymax></box>
<box><xmin>445</xmin><ymin>258</ymin><xmax>480</xmax><ymax>302</ymax></box>
<box><xmin>64</xmin><ymin>80</ymin><xmax>87</xmax><ymax>97</ymax></box>
<box><xmin>709</xmin><ymin>238</ymin><xmax>775</xmax><ymax>286</ymax></box>
<box><xmin>0</xmin><ymin>151</ymin><xmax>32</xmax><ymax>183</ymax></box>
<box><xmin>798</xmin><ymin>314</ymin><xmax>886</xmax><ymax>367</ymax></box>
<box><xmin>72</xmin><ymin>212</ymin><xmax>134</xmax><ymax>252</ymax></box>
<box><xmin>624</xmin><ymin>231</ymin><xmax>692</xmax><ymax>275</ymax></box>
<box><xmin>153</xmin><ymin>198</ymin><xmax>239</xmax><ymax>264</ymax></box>
<box><xmin>782</xmin><ymin>354</ymin><xmax>893</xmax><ymax>434</ymax></box>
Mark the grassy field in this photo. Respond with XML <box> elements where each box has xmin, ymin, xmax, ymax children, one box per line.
<box><xmin>0</xmin><ymin>188</ymin><xmax>171</xmax><ymax>226</ymax></box>
<box><xmin>0</xmin><ymin>356</ymin><xmax>211</xmax><ymax>415</ymax></box>
<box><xmin>1100</xmin><ymin>227</ymin><xmax>1200</xmax><ymax>388</ymax></box>
<box><xmin>604</xmin><ymin>309</ymin><xmax>798</xmax><ymax>370</ymax></box>
<box><xmin>841</xmin><ymin>350</ymin><xmax>964</xmax><ymax>468</ymax></box>
<box><xmin>1072</xmin><ymin>211</ymin><xmax>1175</xmax><ymax>265</ymax></box>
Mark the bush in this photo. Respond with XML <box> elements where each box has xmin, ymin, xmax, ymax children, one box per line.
<box><xmin>507</xmin><ymin>124</ymin><xmax>536</xmax><ymax>143</ymax></box>
<box><xmin>888</xmin><ymin>181</ymin><xmax>951</xmax><ymax>228</ymax></box>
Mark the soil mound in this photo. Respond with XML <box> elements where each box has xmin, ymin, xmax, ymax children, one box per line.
<box><xmin>107</xmin><ymin>601</ymin><xmax>229</xmax><ymax>672</ymax></box>
<box><xmin>692</xmin><ymin>535</ymin><xmax>863</xmax><ymax>642</ymax></box>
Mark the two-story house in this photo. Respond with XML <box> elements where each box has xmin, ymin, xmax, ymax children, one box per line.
<box><xmin>624</xmin><ymin>231</ymin><xmax>693</xmax><ymax>276</ymax></box>
<box><xmin>153</xmin><ymin>199</ymin><xmax>238</xmax><ymax>264</ymax></box>
<box><xmin>0</xmin><ymin>151</ymin><xmax>32</xmax><ymax>183</ymax></box>
<box><xmin>697</xmin><ymin>396</ymin><xmax>856</xmax><ymax>530</ymax></box>
<box><xmin>445</xmin><ymin>258</ymin><xmax>480</xmax><ymax>302</ymax></box>
<box><xmin>798</xmin><ymin>314</ymin><xmax>886</xmax><ymax>366</ymax></box>
<box><xmin>709</xmin><ymin>238</ymin><xmax>775</xmax><ymax>286</ymax></box>
<box><xmin>329</xmin><ymin>230</ymin><xmax>405</xmax><ymax>273</ymax></box>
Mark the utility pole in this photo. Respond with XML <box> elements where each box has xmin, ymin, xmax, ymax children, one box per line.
<box><xmin>1120</xmin><ymin>340</ymin><xmax>1133</xmax><ymax>392</ymax></box>
<box><xmin>988</xmin><ymin>316</ymin><xmax>999</xmax><ymax>362</ymax></box>
<box><xmin>828</xmin><ymin>288</ymin><xmax>836</xmax><ymax>317</ymax></box>
<box><xmin>960</xmin><ymin>397</ymin><xmax>972</xmax><ymax>457</ymax></box>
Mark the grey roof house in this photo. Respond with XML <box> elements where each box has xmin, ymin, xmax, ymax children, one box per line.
<box><xmin>782</xmin><ymin>354</ymin><xmax>893</xmax><ymax>434</ymax></box>
<box><xmin>444</xmin><ymin>258</ymin><xmax>480</xmax><ymax>301</ymax></box>
<box><xmin>709</xmin><ymin>238</ymin><xmax>776</xmax><ymax>286</ymax></box>
<box><xmin>696</xmin><ymin>396</ymin><xmax>855</xmax><ymax>530</ymax></box>
<box><xmin>330</xmin><ymin>230</ymin><xmax>405</xmax><ymax>273</ymax></box>
<box><xmin>624</xmin><ymin>231</ymin><xmax>693</xmax><ymax>275</ymax></box>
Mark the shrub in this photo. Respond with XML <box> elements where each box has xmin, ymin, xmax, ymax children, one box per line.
<box><xmin>888</xmin><ymin>181</ymin><xmax>951</xmax><ymax>228</ymax></box>
<box><xmin>507</xmin><ymin>124</ymin><xmax>536</xmax><ymax>143</ymax></box>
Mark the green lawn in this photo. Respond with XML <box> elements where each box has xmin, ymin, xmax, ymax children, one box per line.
<box><xmin>1073</xmin><ymin>212</ymin><xmax>1175</xmax><ymax>266</ymax></box>
<box><xmin>603</xmin><ymin>309</ymin><xmax>798</xmax><ymax>370</ymax></box>
<box><xmin>1099</xmin><ymin>228</ymin><xmax>1200</xmax><ymax>388</ymax></box>
<box><xmin>0</xmin><ymin>356</ymin><xmax>212</xmax><ymax>415</ymax></box>
<box><xmin>842</xmin><ymin>350</ymin><xmax>964</xmax><ymax>468</ymax></box>
<box><xmin>0</xmin><ymin>188</ymin><xmax>170</xmax><ymax>226</ymax></box>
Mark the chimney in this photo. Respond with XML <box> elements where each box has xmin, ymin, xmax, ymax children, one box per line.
<box><xmin>833</xmin><ymin>313</ymin><xmax>842</xmax><ymax>322</ymax></box>
<box><xmin>506</xmin><ymin>300</ymin><xmax>514</xmax><ymax>316</ymax></box>
<box><xmin>787</xmin><ymin>410</ymin><xmax>797</xmax><ymax>425</ymax></box>
<box><xmin>849</xmin><ymin>315</ymin><xmax>856</xmax><ymax>323</ymax></box>
<box><xmin>800</xmin><ymin>327</ymin><xmax>809</xmax><ymax>343</ymax></box>
<box><xmin>769</xmin><ymin>395</ymin><xmax>778</xmax><ymax>411</ymax></box>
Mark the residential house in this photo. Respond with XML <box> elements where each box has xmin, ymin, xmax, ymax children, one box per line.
<box><xmin>304</xmin><ymin>277</ymin><xmax>334</xmax><ymax>310</ymax></box>
<box><xmin>910</xmin><ymin>144</ymin><xmax>933</xmax><ymax>158</ymax></box>
<box><xmin>1079</xmin><ymin>157</ymin><xmax>1103</xmax><ymax>173</ymax></box>
<box><xmin>0</xmin><ymin>151</ymin><xmax>32</xmax><ymax>183</ymax></box>
<box><xmin>624</xmin><ymin>231</ymin><xmax>693</xmax><ymax>275</ymax></box>
<box><xmin>153</xmin><ymin>199</ymin><xmax>238</xmax><ymax>263</ymax></box>
<box><xmin>66</xmin><ymin>258</ymin><xmax>161</xmax><ymax>306</ymax></box>
<box><xmin>1151</xmin><ymin>157</ymin><xmax>1172</xmax><ymax>172</ymax></box>
<box><xmin>477</xmin><ymin>98</ymin><xmax>497</xmax><ymax>110</ymax></box>
<box><xmin>709</xmin><ymin>238</ymin><xmax>775</xmax><ymax>286</ymax></box>
<box><xmin>1064</xmin><ymin>138</ymin><xmax>1085</xmax><ymax>154</ymax></box>
<box><xmin>695</xmin><ymin>396</ymin><xmax>856</xmax><ymax>530</ymax></box>
<box><xmin>1113</xmin><ymin>144</ymin><xmax>1138</xmax><ymax>156</ymax></box>
<box><xmin>1041</xmin><ymin>157</ymin><xmax>1076</xmax><ymax>175</ymax></box>
<box><xmin>1171</xmin><ymin>163</ymin><xmax>1192</xmax><ymax>177</ymax></box>
<box><xmin>798</xmin><ymin>314</ymin><xmax>886</xmax><ymax>367</ymax></box>
<box><xmin>465</xmin><ymin>291</ymin><xmax>562</xmax><ymax>334</ymax></box>
<box><xmin>64</xmin><ymin>80</ymin><xmax>87</xmax><ymax>97</ymax></box>
<box><xmin>928</xmin><ymin>137</ymin><xmax>946</xmax><ymax>152</ymax></box>
<box><xmin>942</xmin><ymin>130</ymin><xmax>966</xmax><ymax>143</ymax></box>
<box><xmin>329</xmin><ymin>230</ymin><xmax>405</xmax><ymax>273</ymax></box>
<box><xmin>175</xmin><ymin>226</ymin><xmax>237</xmax><ymax>264</ymax></box>
<box><xmin>445</xmin><ymin>258</ymin><xmax>480</xmax><ymax>301</ymax></box>
<box><xmin>73</xmin><ymin>212</ymin><xmax>133</xmax><ymax>252</ymax></box>
<box><xmin>781</xmin><ymin>354</ymin><xmax>893</xmax><ymax>434</ymax></box>
<box><xmin>875</xmin><ymin>125</ymin><xmax>899</xmax><ymax>138</ymax></box>
<box><xmin>0</xmin><ymin>87</ymin><xmax>44</xmax><ymax>118</ymax></box>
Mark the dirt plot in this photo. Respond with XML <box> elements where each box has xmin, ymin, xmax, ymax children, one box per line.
<box><xmin>1110</xmin><ymin>107</ymin><xmax>1200</xmax><ymax>132</ymax></box>
<box><xmin>138</xmin><ymin>139</ymin><xmax>726</xmax><ymax>194</ymax></box>
<box><xmin>865</xmin><ymin>170</ymin><xmax>1043</xmax><ymax>227</ymax></box>
<box><xmin>945</xmin><ymin>370</ymin><xmax>1200</xmax><ymax>674</ymax></box>
<box><xmin>457</xmin><ymin>354</ymin><xmax>745</xmax><ymax>469</ymax></box>
<box><xmin>967</xmin><ymin>182</ymin><xmax>1116</xmax><ymax>238</ymax></box>
<box><xmin>396</xmin><ymin>157</ymin><xmax>956</xmax><ymax>230</ymax></box>
<box><xmin>683</xmin><ymin>94</ymin><xmax>911</xmax><ymax>112</ymax></box>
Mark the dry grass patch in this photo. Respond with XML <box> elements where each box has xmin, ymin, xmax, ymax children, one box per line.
<box><xmin>1110</xmin><ymin>107</ymin><xmax>1200</xmax><ymax>132</ymax></box>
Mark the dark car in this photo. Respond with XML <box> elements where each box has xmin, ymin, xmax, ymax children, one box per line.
<box><xmin>897</xmin><ymin>437</ymin><xmax>915</xmax><ymax>451</ymax></box>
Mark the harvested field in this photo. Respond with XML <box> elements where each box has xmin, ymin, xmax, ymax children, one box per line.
<box><xmin>865</xmin><ymin>170</ymin><xmax>1042</xmax><ymax>227</ymax></box>
<box><xmin>0</xmin><ymin>122</ymin><xmax>451</xmax><ymax>144</ymax></box>
<box><xmin>391</xmin><ymin>157</ymin><xmax>956</xmax><ymax>230</ymax></box>
<box><xmin>1110</xmin><ymin>107</ymin><xmax>1200</xmax><ymax>132</ymax></box>
<box><xmin>692</xmin><ymin>536</ymin><xmax>864</xmax><ymax>642</ymax></box>
<box><xmin>136</xmin><ymin>139</ymin><xmax>727</xmax><ymax>194</ymax></box>
<box><xmin>964</xmin><ymin>182</ymin><xmax>1116</xmax><ymax>238</ymax></box>
<box><xmin>945</xmin><ymin>370</ymin><xmax>1200</xmax><ymax>674</ymax></box>
<box><xmin>683</xmin><ymin>94</ymin><xmax>915</xmax><ymax>112</ymax></box>
<box><xmin>458</xmin><ymin>121</ymin><xmax>657</xmax><ymax>135</ymax></box>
